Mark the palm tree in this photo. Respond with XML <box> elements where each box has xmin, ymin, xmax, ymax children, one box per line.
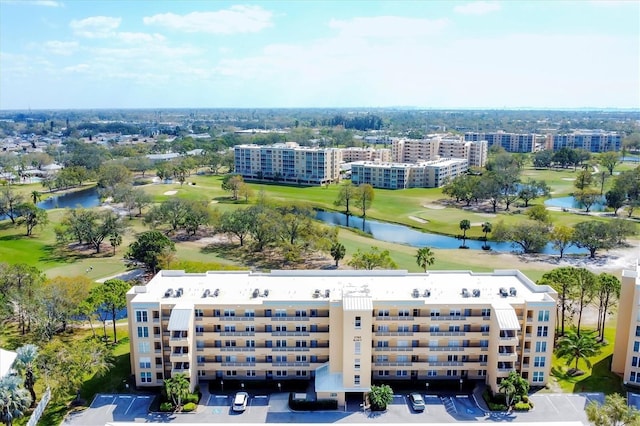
<box><xmin>481</xmin><ymin>222</ymin><xmax>492</xmax><ymax>248</ymax></box>
<box><xmin>0</xmin><ymin>375</ymin><xmax>32</xmax><ymax>426</ymax></box>
<box><xmin>109</xmin><ymin>233</ymin><xmax>122</xmax><ymax>256</ymax></box>
<box><xmin>498</xmin><ymin>378</ymin><xmax>516</xmax><ymax>407</ymax></box>
<box><xmin>555</xmin><ymin>330</ymin><xmax>602</xmax><ymax>372</ymax></box>
<box><xmin>164</xmin><ymin>373</ymin><xmax>190</xmax><ymax>410</ymax></box>
<box><xmin>459</xmin><ymin>219</ymin><xmax>471</xmax><ymax>248</ymax></box>
<box><xmin>416</xmin><ymin>247</ymin><xmax>435</xmax><ymax>272</ymax></box>
<box><xmin>14</xmin><ymin>344</ymin><xmax>38</xmax><ymax>407</ymax></box>
<box><xmin>330</xmin><ymin>242</ymin><xmax>346</xmax><ymax>267</ymax></box>
<box><xmin>30</xmin><ymin>191</ymin><xmax>41</xmax><ymax>205</ymax></box>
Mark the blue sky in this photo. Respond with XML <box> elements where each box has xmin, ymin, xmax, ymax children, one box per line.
<box><xmin>1</xmin><ymin>0</ymin><xmax>638</xmax><ymax>110</ymax></box>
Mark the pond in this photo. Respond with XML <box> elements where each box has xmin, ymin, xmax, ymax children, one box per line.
<box><xmin>315</xmin><ymin>210</ymin><xmax>588</xmax><ymax>255</ymax></box>
<box><xmin>544</xmin><ymin>195</ymin><xmax>606</xmax><ymax>212</ymax></box>
<box><xmin>1</xmin><ymin>187</ymin><xmax>101</xmax><ymax>221</ymax></box>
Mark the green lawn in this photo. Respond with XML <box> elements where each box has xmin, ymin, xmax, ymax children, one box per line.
<box><xmin>549</xmin><ymin>326</ymin><xmax>624</xmax><ymax>395</ymax></box>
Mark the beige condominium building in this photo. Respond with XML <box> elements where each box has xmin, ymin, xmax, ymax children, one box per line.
<box><xmin>127</xmin><ymin>269</ymin><xmax>556</xmax><ymax>406</ymax></box>
<box><xmin>612</xmin><ymin>261</ymin><xmax>640</xmax><ymax>387</ymax></box>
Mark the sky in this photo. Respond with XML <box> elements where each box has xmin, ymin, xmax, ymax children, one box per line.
<box><xmin>0</xmin><ymin>0</ymin><xmax>639</xmax><ymax>110</ymax></box>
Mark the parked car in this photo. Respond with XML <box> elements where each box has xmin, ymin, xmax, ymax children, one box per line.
<box><xmin>232</xmin><ymin>392</ymin><xmax>249</xmax><ymax>412</ymax></box>
<box><xmin>409</xmin><ymin>392</ymin><xmax>426</xmax><ymax>411</ymax></box>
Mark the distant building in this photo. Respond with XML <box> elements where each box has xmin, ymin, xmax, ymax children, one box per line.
<box><xmin>126</xmin><ymin>269</ymin><xmax>557</xmax><ymax>406</ymax></box>
<box><xmin>551</xmin><ymin>130</ymin><xmax>621</xmax><ymax>153</ymax></box>
<box><xmin>612</xmin><ymin>262</ymin><xmax>640</xmax><ymax>387</ymax></box>
<box><xmin>341</xmin><ymin>147</ymin><xmax>391</xmax><ymax>163</ymax></box>
<box><xmin>350</xmin><ymin>158</ymin><xmax>468</xmax><ymax>189</ymax></box>
<box><xmin>464</xmin><ymin>132</ymin><xmax>537</xmax><ymax>153</ymax></box>
<box><xmin>392</xmin><ymin>136</ymin><xmax>487</xmax><ymax>168</ymax></box>
<box><xmin>234</xmin><ymin>142</ymin><xmax>341</xmax><ymax>186</ymax></box>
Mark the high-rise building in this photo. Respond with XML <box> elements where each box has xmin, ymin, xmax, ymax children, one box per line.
<box><xmin>392</xmin><ymin>136</ymin><xmax>487</xmax><ymax>168</ymax></box>
<box><xmin>341</xmin><ymin>147</ymin><xmax>391</xmax><ymax>163</ymax></box>
<box><xmin>127</xmin><ymin>269</ymin><xmax>557</xmax><ymax>407</ymax></box>
<box><xmin>350</xmin><ymin>158</ymin><xmax>468</xmax><ymax>189</ymax></box>
<box><xmin>612</xmin><ymin>262</ymin><xmax>640</xmax><ymax>387</ymax></box>
<box><xmin>464</xmin><ymin>132</ymin><xmax>537</xmax><ymax>153</ymax></box>
<box><xmin>233</xmin><ymin>143</ymin><xmax>342</xmax><ymax>186</ymax></box>
<box><xmin>552</xmin><ymin>131</ymin><xmax>621</xmax><ymax>153</ymax></box>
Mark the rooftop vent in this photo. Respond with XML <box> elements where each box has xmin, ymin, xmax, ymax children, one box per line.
<box><xmin>324</xmin><ymin>289</ymin><xmax>330</xmax><ymax>298</ymax></box>
<box><xmin>509</xmin><ymin>287</ymin><xmax>517</xmax><ymax>297</ymax></box>
<box><xmin>499</xmin><ymin>287</ymin><xmax>508</xmax><ymax>297</ymax></box>
<box><xmin>175</xmin><ymin>288</ymin><xmax>184</xmax><ymax>298</ymax></box>
<box><xmin>472</xmin><ymin>289</ymin><xmax>481</xmax><ymax>298</ymax></box>
<box><xmin>423</xmin><ymin>289</ymin><xmax>431</xmax><ymax>297</ymax></box>
<box><xmin>213</xmin><ymin>288</ymin><xmax>220</xmax><ymax>297</ymax></box>
<box><xmin>253</xmin><ymin>288</ymin><xmax>260</xmax><ymax>299</ymax></box>
<box><xmin>313</xmin><ymin>289</ymin><xmax>321</xmax><ymax>298</ymax></box>
<box><xmin>263</xmin><ymin>289</ymin><xmax>269</xmax><ymax>297</ymax></box>
<box><xmin>462</xmin><ymin>288</ymin><xmax>470</xmax><ymax>298</ymax></box>
<box><xmin>164</xmin><ymin>288</ymin><xmax>174</xmax><ymax>298</ymax></box>
<box><xmin>412</xmin><ymin>288</ymin><xmax>420</xmax><ymax>298</ymax></box>
<box><xmin>203</xmin><ymin>289</ymin><xmax>211</xmax><ymax>298</ymax></box>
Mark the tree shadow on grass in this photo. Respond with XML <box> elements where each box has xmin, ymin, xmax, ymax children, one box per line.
<box><xmin>201</xmin><ymin>242</ymin><xmax>319</xmax><ymax>271</ymax></box>
<box><xmin>39</xmin><ymin>243</ymin><xmax>114</xmax><ymax>264</ymax></box>
<box><xmin>571</xmin><ymin>355</ymin><xmax>623</xmax><ymax>394</ymax></box>
<box><xmin>81</xmin><ymin>340</ymin><xmax>132</xmax><ymax>400</ymax></box>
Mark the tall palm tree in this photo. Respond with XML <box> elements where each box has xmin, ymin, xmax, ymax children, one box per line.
<box><xmin>30</xmin><ymin>191</ymin><xmax>41</xmax><ymax>205</ymax></box>
<box><xmin>459</xmin><ymin>219</ymin><xmax>471</xmax><ymax>248</ymax></box>
<box><xmin>481</xmin><ymin>222</ymin><xmax>492</xmax><ymax>248</ymax></box>
<box><xmin>0</xmin><ymin>375</ymin><xmax>32</xmax><ymax>426</ymax></box>
<box><xmin>14</xmin><ymin>344</ymin><xmax>38</xmax><ymax>407</ymax></box>
<box><xmin>164</xmin><ymin>373</ymin><xmax>190</xmax><ymax>410</ymax></box>
<box><xmin>498</xmin><ymin>378</ymin><xmax>516</xmax><ymax>407</ymax></box>
<box><xmin>555</xmin><ymin>330</ymin><xmax>602</xmax><ymax>372</ymax></box>
<box><xmin>416</xmin><ymin>247</ymin><xmax>435</xmax><ymax>272</ymax></box>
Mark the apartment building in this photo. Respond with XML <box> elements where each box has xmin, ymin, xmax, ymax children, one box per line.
<box><xmin>127</xmin><ymin>269</ymin><xmax>557</xmax><ymax>406</ymax></box>
<box><xmin>551</xmin><ymin>130</ymin><xmax>621</xmax><ymax>153</ymax></box>
<box><xmin>392</xmin><ymin>136</ymin><xmax>487</xmax><ymax>168</ymax></box>
<box><xmin>233</xmin><ymin>142</ymin><xmax>342</xmax><ymax>186</ymax></box>
<box><xmin>350</xmin><ymin>158</ymin><xmax>468</xmax><ymax>189</ymax></box>
<box><xmin>341</xmin><ymin>147</ymin><xmax>391</xmax><ymax>163</ymax></box>
<box><xmin>464</xmin><ymin>132</ymin><xmax>537</xmax><ymax>153</ymax></box>
<box><xmin>612</xmin><ymin>261</ymin><xmax>640</xmax><ymax>387</ymax></box>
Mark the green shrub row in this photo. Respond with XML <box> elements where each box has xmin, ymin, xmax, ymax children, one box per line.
<box><xmin>514</xmin><ymin>402</ymin><xmax>532</xmax><ymax>411</ymax></box>
<box><xmin>159</xmin><ymin>402</ymin><xmax>173</xmax><ymax>412</ymax></box>
<box><xmin>288</xmin><ymin>393</ymin><xmax>338</xmax><ymax>411</ymax></box>
<box><xmin>182</xmin><ymin>402</ymin><xmax>197</xmax><ymax>412</ymax></box>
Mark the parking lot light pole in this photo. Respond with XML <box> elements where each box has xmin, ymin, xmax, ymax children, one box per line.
<box><xmin>425</xmin><ymin>382</ymin><xmax>429</xmax><ymax>394</ymax></box>
<box><xmin>459</xmin><ymin>378</ymin><xmax>463</xmax><ymax>392</ymax></box>
<box><xmin>221</xmin><ymin>380</ymin><xmax>224</xmax><ymax>393</ymax></box>
<box><xmin>277</xmin><ymin>383</ymin><xmax>281</xmax><ymax>393</ymax></box>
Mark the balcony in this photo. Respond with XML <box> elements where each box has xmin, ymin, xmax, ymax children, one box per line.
<box><xmin>220</xmin><ymin>347</ymin><xmax>255</xmax><ymax>352</ymax></box>
<box><xmin>272</xmin><ymin>332</ymin><xmax>310</xmax><ymax>337</ymax></box>
<box><xmin>428</xmin><ymin>361</ymin><xmax>464</xmax><ymax>367</ymax></box>
<box><xmin>429</xmin><ymin>316</ymin><xmax>466</xmax><ymax>321</ymax></box>
<box><xmin>375</xmin><ymin>332</ymin><xmax>414</xmax><ymax>336</ymax></box>
<box><xmin>375</xmin><ymin>316</ymin><xmax>414</xmax><ymax>321</ymax></box>
<box><xmin>271</xmin><ymin>316</ymin><xmax>310</xmax><ymax>321</ymax></box>
<box><xmin>221</xmin><ymin>362</ymin><xmax>256</xmax><ymax>367</ymax></box>
<box><xmin>219</xmin><ymin>316</ymin><xmax>255</xmax><ymax>321</ymax></box>
<box><xmin>170</xmin><ymin>353</ymin><xmax>190</xmax><ymax>362</ymax></box>
<box><xmin>374</xmin><ymin>346</ymin><xmax>414</xmax><ymax>352</ymax></box>
<box><xmin>429</xmin><ymin>332</ymin><xmax>466</xmax><ymax>337</ymax></box>
<box><xmin>272</xmin><ymin>362</ymin><xmax>310</xmax><ymax>367</ymax></box>
<box><xmin>373</xmin><ymin>362</ymin><xmax>412</xmax><ymax>367</ymax></box>
<box><xmin>428</xmin><ymin>346</ymin><xmax>465</xmax><ymax>352</ymax></box>
<box><xmin>220</xmin><ymin>332</ymin><xmax>256</xmax><ymax>337</ymax></box>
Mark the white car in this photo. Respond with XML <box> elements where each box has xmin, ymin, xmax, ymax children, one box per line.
<box><xmin>232</xmin><ymin>391</ymin><xmax>249</xmax><ymax>412</ymax></box>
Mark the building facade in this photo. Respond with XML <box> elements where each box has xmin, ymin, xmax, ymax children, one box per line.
<box><xmin>464</xmin><ymin>132</ymin><xmax>537</xmax><ymax>153</ymax></box>
<box><xmin>233</xmin><ymin>142</ymin><xmax>342</xmax><ymax>186</ymax></box>
<box><xmin>612</xmin><ymin>262</ymin><xmax>640</xmax><ymax>387</ymax></box>
<box><xmin>392</xmin><ymin>136</ymin><xmax>487</xmax><ymax>168</ymax></box>
<box><xmin>551</xmin><ymin>131</ymin><xmax>622</xmax><ymax>153</ymax></box>
<box><xmin>340</xmin><ymin>147</ymin><xmax>391</xmax><ymax>163</ymax></box>
<box><xmin>127</xmin><ymin>269</ymin><xmax>557</xmax><ymax>406</ymax></box>
<box><xmin>350</xmin><ymin>158</ymin><xmax>468</xmax><ymax>189</ymax></box>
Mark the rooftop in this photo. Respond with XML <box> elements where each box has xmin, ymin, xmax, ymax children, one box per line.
<box><xmin>128</xmin><ymin>270</ymin><xmax>556</xmax><ymax>307</ymax></box>
<box><xmin>0</xmin><ymin>348</ymin><xmax>17</xmax><ymax>378</ymax></box>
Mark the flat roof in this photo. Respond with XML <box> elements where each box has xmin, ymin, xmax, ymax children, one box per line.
<box><xmin>129</xmin><ymin>270</ymin><xmax>556</xmax><ymax>307</ymax></box>
<box><xmin>0</xmin><ymin>348</ymin><xmax>17</xmax><ymax>378</ymax></box>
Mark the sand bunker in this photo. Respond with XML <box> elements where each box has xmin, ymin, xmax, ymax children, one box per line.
<box><xmin>475</xmin><ymin>213</ymin><xmax>496</xmax><ymax>218</ymax></box>
<box><xmin>423</xmin><ymin>204</ymin><xmax>446</xmax><ymax>210</ymax></box>
<box><xmin>561</xmin><ymin>178</ymin><xmax>576</xmax><ymax>181</ymax></box>
<box><xmin>163</xmin><ymin>190</ymin><xmax>178</xmax><ymax>195</ymax></box>
<box><xmin>409</xmin><ymin>216</ymin><xmax>428</xmax><ymax>223</ymax></box>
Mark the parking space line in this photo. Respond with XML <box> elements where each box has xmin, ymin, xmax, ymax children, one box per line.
<box><xmin>123</xmin><ymin>397</ymin><xmax>136</xmax><ymax>415</ymax></box>
<box><xmin>545</xmin><ymin>396</ymin><xmax>560</xmax><ymax>414</ymax></box>
<box><xmin>565</xmin><ymin>394</ymin><xmax>583</xmax><ymax>413</ymax></box>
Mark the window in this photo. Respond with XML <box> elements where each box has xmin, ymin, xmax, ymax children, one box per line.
<box><xmin>355</xmin><ymin>341</ymin><xmax>361</xmax><ymax>355</ymax></box>
<box><xmin>635</xmin><ymin>341</ymin><xmax>640</xmax><ymax>352</ymax></box>
<box><xmin>197</xmin><ymin>355</ymin><xmax>205</xmax><ymax>363</ymax></box>
<box><xmin>532</xmin><ymin>371</ymin><xmax>544</xmax><ymax>383</ymax></box>
<box><xmin>137</xmin><ymin>326</ymin><xmax>149</xmax><ymax>338</ymax></box>
<box><xmin>447</xmin><ymin>355</ymin><xmax>458</xmax><ymax>362</ymax></box>
<box><xmin>535</xmin><ymin>341</ymin><xmax>547</xmax><ymax>352</ymax></box>
<box><xmin>396</xmin><ymin>370</ymin><xmax>408</xmax><ymax>377</ymax></box>
<box><xmin>636</xmin><ymin>326</ymin><xmax>640</xmax><ymax>337</ymax></box>
<box><xmin>195</xmin><ymin>325</ymin><xmax>204</xmax><ymax>333</ymax></box>
<box><xmin>135</xmin><ymin>310</ymin><xmax>148</xmax><ymax>323</ymax></box>
<box><xmin>245</xmin><ymin>309</ymin><xmax>255</xmax><ymax>317</ymax></box>
<box><xmin>481</xmin><ymin>308</ymin><xmax>491</xmax><ymax>317</ymax></box>
<box><xmin>377</xmin><ymin>309</ymin><xmax>390</xmax><ymax>317</ymax></box>
<box><xmin>138</xmin><ymin>341</ymin><xmax>150</xmax><ymax>353</ymax></box>
<box><xmin>429</xmin><ymin>325</ymin><xmax>439</xmax><ymax>332</ymax></box>
<box><xmin>377</xmin><ymin>341</ymin><xmax>389</xmax><ymax>347</ymax></box>
<box><xmin>295</xmin><ymin>325</ymin><xmax>307</xmax><ymax>332</ymax></box>
<box><xmin>479</xmin><ymin>355</ymin><xmax>488</xmax><ymax>362</ymax></box>
<box><xmin>631</xmin><ymin>372</ymin><xmax>637</xmax><ymax>383</ymax></box>
<box><xmin>537</xmin><ymin>326</ymin><xmax>548</xmax><ymax>337</ymax></box>
<box><xmin>224</xmin><ymin>340</ymin><xmax>236</xmax><ymax>347</ymax></box>
<box><xmin>354</xmin><ymin>375</ymin><xmax>361</xmax><ymax>385</ymax></box>
<box><xmin>378</xmin><ymin>370</ymin><xmax>390</xmax><ymax>376</ymax></box>
<box><xmin>632</xmin><ymin>357</ymin><xmax>639</xmax><ymax>368</ymax></box>
<box><xmin>376</xmin><ymin>355</ymin><xmax>388</xmax><ymax>362</ymax></box>
<box><xmin>275</xmin><ymin>309</ymin><xmax>287</xmax><ymax>317</ymax></box>
<box><xmin>246</xmin><ymin>370</ymin><xmax>256</xmax><ymax>377</ymax></box>
<box><xmin>296</xmin><ymin>355</ymin><xmax>307</xmax><ymax>362</ymax></box>
<box><xmin>276</xmin><ymin>355</ymin><xmax>287</xmax><ymax>363</ymax></box>
<box><xmin>480</xmin><ymin>340</ymin><xmax>489</xmax><ymax>347</ymax></box>
<box><xmin>296</xmin><ymin>370</ymin><xmax>307</xmax><ymax>377</ymax></box>
<box><xmin>448</xmin><ymin>340</ymin><xmax>460</xmax><ymax>347</ymax></box>
<box><xmin>480</xmin><ymin>325</ymin><xmax>490</xmax><ymax>332</ymax></box>
<box><xmin>477</xmin><ymin>370</ymin><xmax>487</xmax><ymax>376</ymax></box>
<box><xmin>245</xmin><ymin>325</ymin><xmax>255</xmax><ymax>332</ymax></box>
<box><xmin>534</xmin><ymin>356</ymin><xmax>546</xmax><ymax>367</ymax></box>
<box><xmin>449</xmin><ymin>325</ymin><xmax>460</xmax><ymax>332</ymax></box>
<box><xmin>398</xmin><ymin>309</ymin><xmax>410</xmax><ymax>317</ymax></box>
<box><xmin>428</xmin><ymin>355</ymin><xmax>438</xmax><ymax>362</ymax></box>
<box><xmin>226</xmin><ymin>370</ymin><xmax>237</xmax><ymax>376</ymax></box>
<box><xmin>354</xmin><ymin>359</ymin><xmax>360</xmax><ymax>370</ymax></box>
<box><xmin>195</xmin><ymin>309</ymin><xmax>204</xmax><ymax>317</ymax></box>
<box><xmin>224</xmin><ymin>309</ymin><xmax>235</xmax><ymax>317</ymax></box>
<box><xmin>450</xmin><ymin>309</ymin><xmax>461</xmax><ymax>317</ymax></box>
<box><xmin>427</xmin><ymin>370</ymin><xmax>437</xmax><ymax>377</ymax></box>
<box><xmin>275</xmin><ymin>325</ymin><xmax>286</xmax><ymax>332</ymax></box>
<box><xmin>139</xmin><ymin>357</ymin><xmax>151</xmax><ymax>369</ymax></box>
<box><xmin>276</xmin><ymin>340</ymin><xmax>287</xmax><ymax>347</ymax></box>
<box><xmin>246</xmin><ymin>340</ymin><xmax>255</xmax><ymax>347</ymax></box>
<box><xmin>398</xmin><ymin>325</ymin><xmax>409</xmax><ymax>332</ymax></box>
<box><xmin>276</xmin><ymin>370</ymin><xmax>287</xmax><ymax>377</ymax></box>
<box><xmin>295</xmin><ymin>310</ymin><xmax>307</xmax><ymax>317</ymax></box>
<box><xmin>140</xmin><ymin>372</ymin><xmax>152</xmax><ymax>383</ymax></box>
<box><xmin>397</xmin><ymin>355</ymin><xmax>409</xmax><ymax>362</ymax></box>
<box><xmin>355</xmin><ymin>316</ymin><xmax>361</xmax><ymax>329</ymax></box>
<box><xmin>446</xmin><ymin>370</ymin><xmax>458</xmax><ymax>376</ymax></box>
<box><xmin>224</xmin><ymin>325</ymin><xmax>236</xmax><ymax>332</ymax></box>
<box><xmin>537</xmin><ymin>310</ymin><xmax>550</xmax><ymax>322</ymax></box>
<box><xmin>430</xmin><ymin>309</ymin><xmax>440</xmax><ymax>317</ymax></box>
<box><xmin>377</xmin><ymin>325</ymin><xmax>389</xmax><ymax>332</ymax></box>
<box><xmin>246</xmin><ymin>355</ymin><xmax>256</xmax><ymax>362</ymax></box>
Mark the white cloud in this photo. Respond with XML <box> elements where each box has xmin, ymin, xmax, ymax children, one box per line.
<box><xmin>117</xmin><ymin>32</ymin><xmax>165</xmax><ymax>44</ymax></box>
<box><xmin>454</xmin><ymin>1</ymin><xmax>501</xmax><ymax>15</ymax></box>
<box><xmin>143</xmin><ymin>5</ymin><xmax>273</xmax><ymax>34</ymax></box>
<box><xmin>2</xmin><ymin>0</ymin><xmax>63</xmax><ymax>6</ymax></box>
<box><xmin>63</xmin><ymin>63</ymin><xmax>90</xmax><ymax>73</ymax></box>
<box><xmin>43</xmin><ymin>40</ymin><xmax>78</xmax><ymax>55</ymax></box>
<box><xmin>70</xmin><ymin>16</ymin><xmax>121</xmax><ymax>38</ymax></box>
<box><xmin>328</xmin><ymin>16</ymin><xmax>449</xmax><ymax>38</ymax></box>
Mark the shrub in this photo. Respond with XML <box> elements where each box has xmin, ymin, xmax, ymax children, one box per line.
<box><xmin>133</xmin><ymin>179</ymin><xmax>152</xmax><ymax>186</ymax></box>
<box><xmin>182</xmin><ymin>402</ymin><xmax>197</xmax><ymax>412</ymax></box>
<box><xmin>159</xmin><ymin>402</ymin><xmax>174</xmax><ymax>412</ymax></box>
<box><xmin>514</xmin><ymin>402</ymin><xmax>531</xmax><ymax>411</ymax></box>
<box><xmin>488</xmin><ymin>402</ymin><xmax>508</xmax><ymax>411</ymax></box>
<box><xmin>184</xmin><ymin>393</ymin><xmax>199</xmax><ymax>404</ymax></box>
<box><xmin>368</xmin><ymin>384</ymin><xmax>393</xmax><ymax>411</ymax></box>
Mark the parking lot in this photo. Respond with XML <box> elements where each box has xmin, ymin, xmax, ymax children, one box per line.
<box><xmin>65</xmin><ymin>391</ymin><xmax>599</xmax><ymax>425</ymax></box>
